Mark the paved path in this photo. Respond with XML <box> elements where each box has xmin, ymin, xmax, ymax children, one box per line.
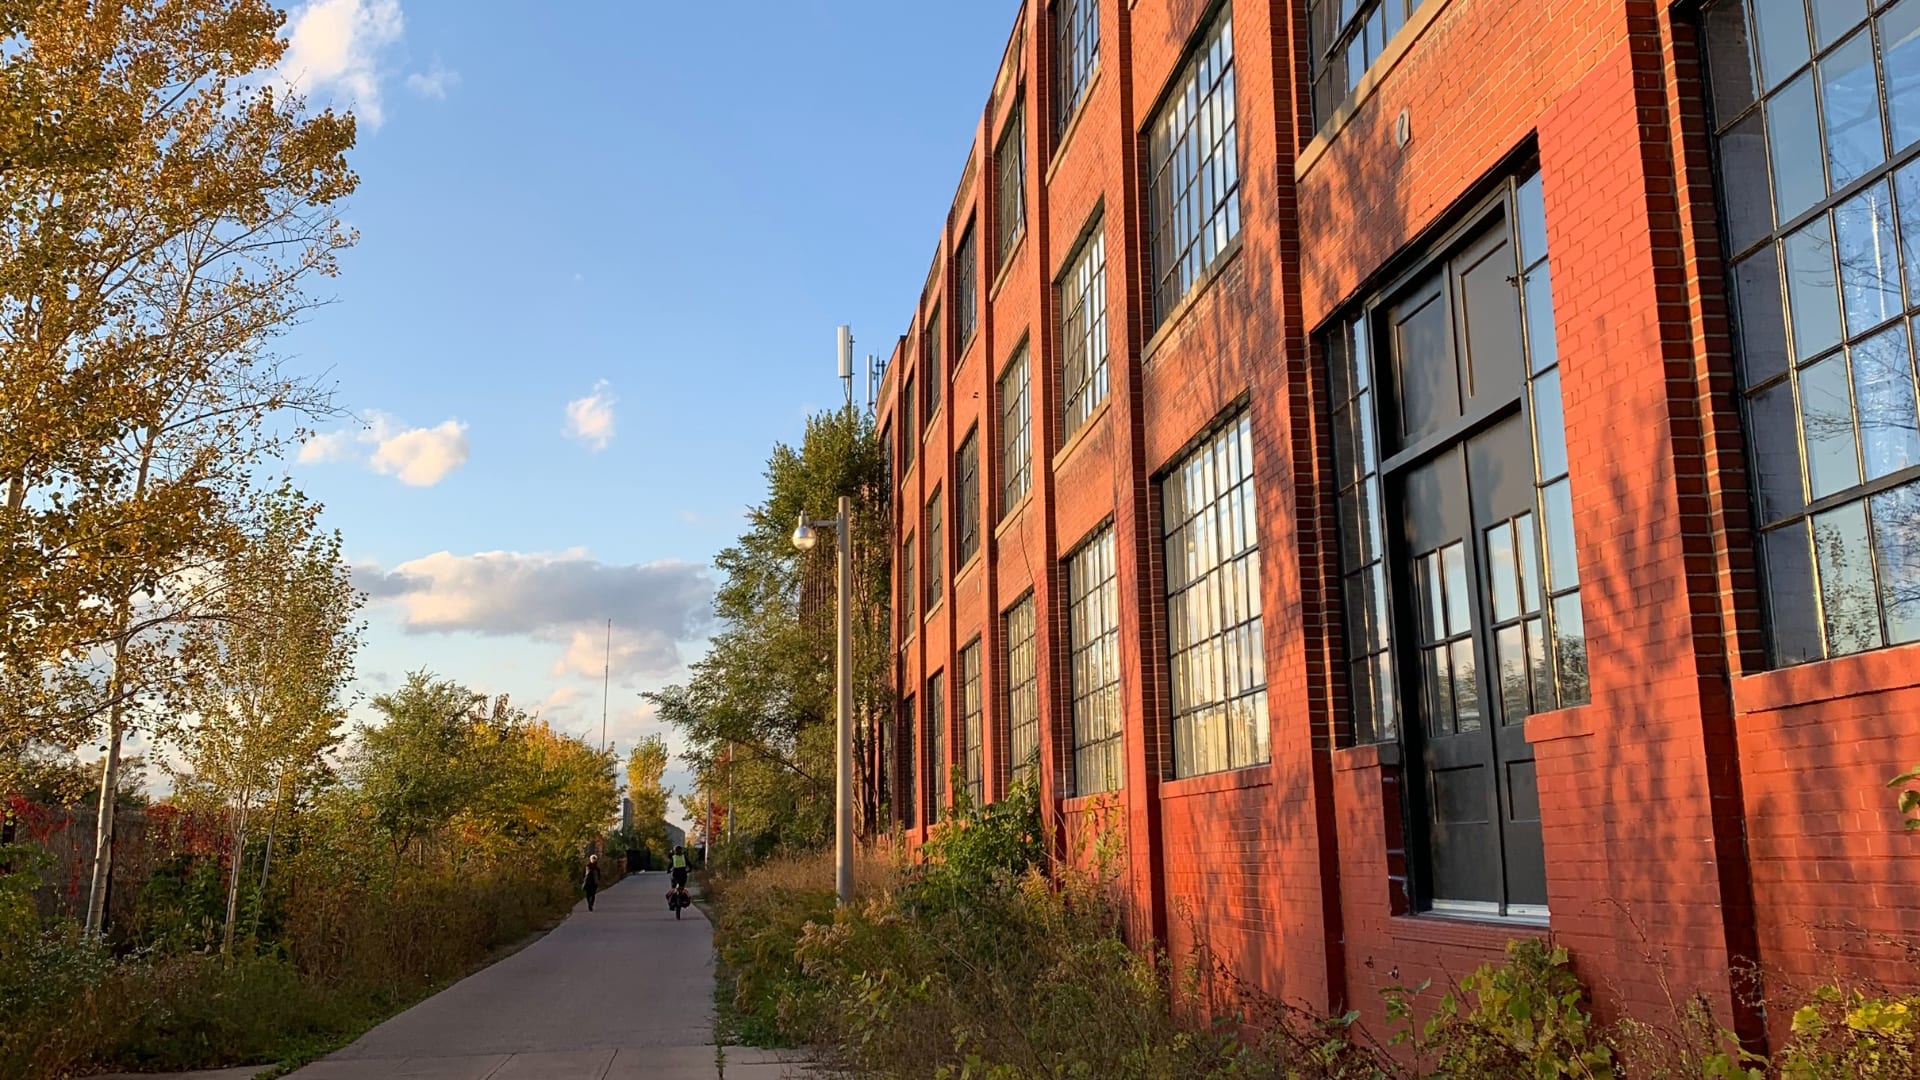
<box><xmin>278</xmin><ymin>873</ymin><xmax>812</xmax><ymax>1080</ymax></box>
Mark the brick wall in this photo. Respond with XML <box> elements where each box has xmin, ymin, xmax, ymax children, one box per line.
<box><xmin>871</xmin><ymin>0</ymin><xmax>1920</xmax><ymax>1051</ymax></box>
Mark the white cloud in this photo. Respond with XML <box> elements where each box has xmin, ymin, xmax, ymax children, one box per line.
<box><xmin>299</xmin><ymin>412</ymin><xmax>471</xmax><ymax>487</ymax></box>
<box><xmin>369</xmin><ymin>419</ymin><xmax>469</xmax><ymax>486</ymax></box>
<box><xmin>354</xmin><ymin>549</ymin><xmax>713</xmax><ymax>680</ymax></box>
<box><xmin>564</xmin><ymin>381</ymin><xmax>617</xmax><ymax>452</ymax></box>
<box><xmin>405</xmin><ymin>60</ymin><xmax>460</xmax><ymax>99</ymax></box>
<box><xmin>281</xmin><ymin>0</ymin><xmax>406</xmax><ymax>129</ymax></box>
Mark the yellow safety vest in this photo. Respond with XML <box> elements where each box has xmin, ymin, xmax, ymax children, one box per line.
<box><xmin>671</xmin><ymin>853</ymin><xmax>688</xmax><ymax>870</ymax></box>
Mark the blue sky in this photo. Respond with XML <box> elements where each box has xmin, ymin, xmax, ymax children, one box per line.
<box><xmin>247</xmin><ymin>0</ymin><xmax>1021</xmax><ymax>820</ymax></box>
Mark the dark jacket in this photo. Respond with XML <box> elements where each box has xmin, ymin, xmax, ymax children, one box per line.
<box><xmin>583</xmin><ymin>863</ymin><xmax>600</xmax><ymax>891</ymax></box>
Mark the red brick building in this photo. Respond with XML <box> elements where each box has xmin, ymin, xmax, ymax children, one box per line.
<box><xmin>872</xmin><ymin>0</ymin><xmax>1920</xmax><ymax>1046</ymax></box>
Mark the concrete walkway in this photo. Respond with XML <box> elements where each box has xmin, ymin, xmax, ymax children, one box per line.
<box><xmin>278</xmin><ymin>872</ymin><xmax>813</xmax><ymax>1080</ymax></box>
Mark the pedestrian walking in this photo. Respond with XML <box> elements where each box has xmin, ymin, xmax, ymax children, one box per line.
<box><xmin>582</xmin><ymin>853</ymin><xmax>600</xmax><ymax>911</ymax></box>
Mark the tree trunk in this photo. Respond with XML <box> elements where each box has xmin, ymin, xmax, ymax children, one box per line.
<box><xmin>83</xmin><ymin>626</ymin><xmax>131</xmax><ymax>937</ymax></box>
<box><xmin>222</xmin><ymin>794</ymin><xmax>251</xmax><ymax>957</ymax></box>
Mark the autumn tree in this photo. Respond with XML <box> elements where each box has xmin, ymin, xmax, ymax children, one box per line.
<box><xmin>649</xmin><ymin>407</ymin><xmax>891</xmax><ymax>853</ymax></box>
<box><xmin>625</xmin><ymin>734</ymin><xmax>672</xmax><ymax>859</ymax></box>
<box><xmin>163</xmin><ymin>486</ymin><xmax>361</xmax><ymax>954</ymax></box>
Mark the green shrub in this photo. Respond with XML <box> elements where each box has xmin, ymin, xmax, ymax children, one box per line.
<box><xmin>1774</xmin><ymin>986</ymin><xmax>1920</xmax><ymax>1080</ymax></box>
<box><xmin>1389</xmin><ymin>939</ymin><xmax>1614</xmax><ymax>1079</ymax></box>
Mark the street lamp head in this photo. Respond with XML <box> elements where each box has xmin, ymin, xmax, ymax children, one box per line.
<box><xmin>791</xmin><ymin>514</ymin><xmax>818</xmax><ymax>552</ymax></box>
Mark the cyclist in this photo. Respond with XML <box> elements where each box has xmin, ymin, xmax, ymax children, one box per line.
<box><xmin>666</xmin><ymin>845</ymin><xmax>691</xmax><ymax>910</ymax></box>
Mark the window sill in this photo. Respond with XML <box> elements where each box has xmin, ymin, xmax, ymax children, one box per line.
<box><xmin>1524</xmin><ymin>704</ymin><xmax>1597</xmax><ymax>744</ymax></box>
<box><xmin>995</xmin><ymin>491</ymin><xmax>1034</xmax><ymax>539</ymax></box>
<box><xmin>954</xmin><ymin>549</ymin><xmax>984</xmax><ymax>586</ymax></box>
<box><xmin>923</xmin><ymin>599</ymin><xmax>944</xmax><ymax>625</ymax></box>
<box><xmin>1061</xmin><ymin>789</ymin><xmax>1124</xmax><ymax>813</ymax></box>
<box><xmin>921</xmin><ymin>409</ymin><xmax>943</xmax><ymax>447</ymax></box>
<box><xmin>1052</xmin><ymin>397</ymin><xmax>1112</xmax><ymax>472</ymax></box>
<box><xmin>1296</xmin><ymin>0</ymin><xmax>1457</xmax><ymax>182</ymax></box>
<box><xmin>1333</xmin><ymin>740</ymin><xmax>1403</xmax><ymax>773</ymax></box>
<box><xmin>1046</xmin><ymin>67</ymin><xmax>1102</xmax><ymax>187</ymax></box>
<box><xmin>991</xmin><ymin>230</ymin><xmax>1027</xmax><ymax>302</ymax></box>
<box><xmin>1386</xmin><ymin>910</ymin><xmax>1549</xmax><ymax>950</ymax></box>
<box><xmin>1141</xmin><ymin>236</ymin><xmax>1245</xmax><ymax>365</ymax></box>
<box><xmin>1160</xmin><ymin>764</ymin><xmax>1271</xmax><ymax>800</ymax></box>
<box><xmin>1733</xmin><ymin>639</ymin><xmax>1920</xmax><ymax>716</ymax></box>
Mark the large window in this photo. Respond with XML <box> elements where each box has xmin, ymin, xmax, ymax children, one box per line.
<box><xmin>1307</xmin><ymin>0</ymin><xmax>1425</xmax><ymax>130</ymax></box>
<box><xmin>956</xmin><ymin>223</ymin><xmax>979</xmax><ymax>353</ymax></box>
<box><xmin>1061</xmin><ymin>225</ymin><xmax>1109</xmax><ymax>440</ymax></box>
<box><xmin>1702</xmin><ymin>0</ymin><xmax>1920</xmax><ymax>662</ymax></box>
<box><xmin>901</xmin><ymin>694</ymin><xmax>918</xmax><ymax>830</ymax></box>
<box><xmin>926</xmin><ymin>671</ymin><xmax>947</xmax><ymax>823</ymax></box>
<box><xmin>1325</xmin><ymin>171</ymin><xmax>1583</xmax><ymax>920</ymax></box>
<box><xmin>997</xmin><ymin>102</ymin><xmax>1027</xmax><ymax>266</ymax></box>
<box><xmin>1163</xmin><ymin>411</ymin><xmax>1269</xmax><ymax>776</ymax></box>
<box><xmin>925</xmin><ymin>489</ymin><xmax>944</xmax><ymax>612</ymax></box>
<box><xmin>1054</xmin><ymin>0</ymin><xmax>1099</xmax><ymax>138</ymax></box>
<box><xmin>1146</xmin><ymin>6</ymin><xmax>1241</xmax><ymax>329</ymax></box>
<box><xmin>902</xmin><ymin>375</ymin><xmax>917</xmax><ymax>469</ymax></box>
<box><xmin>957</xmin><ymin>428</ymin><xmax>982</xmax><ymax>567</ymax></box>
<box><xmin>1068</xmin><ymin>527</ymin><xmax>1122</xmax><ymax>794</ymax></box>
<box><xmin>924</xmin><ymin>308</ymin><xmax>943</xmax><ymax>425</ymax></box>
<box><xmin>1001</xmin><ymin>344</ymin><xmax>1033</xmax><ymax>514</ymax></box>
<box><xmin>902</xmin><ymin>531</ymin><xmax>917</xmax><ymax>628</ymax></box>
<box><xmin>1004</xmin><ymin>594</ymin><xmax>1040</xmax><ymax>783</ymax></box>
<box><xmin>960</xmin><ymin>639</ymin><xmax>985</xmax><ymax>805</ymax></box>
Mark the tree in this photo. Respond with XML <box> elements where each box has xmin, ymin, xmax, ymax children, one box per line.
<box><xmin>649</xmin><ymin>407</ymin><xmax>891</xmax><ymax>853</ymax></box>
<box><xmin>352</xmin><ymin>674</ymin><xmax>488</xmax><ymax>869</ymax></box>
<box><xmin>0</xmin><ymin>0</ymin><xmax>358</xmax><ymax>934</ymax></box>
<box><xmin>164</xmin><ymin>486</ymin><xmax>361</xmax><ymax>954</ymax></box>
<box><xmin>626</xmin><ymin>734</ymin><xmax>672</xmax><ymax>859</ymax></box>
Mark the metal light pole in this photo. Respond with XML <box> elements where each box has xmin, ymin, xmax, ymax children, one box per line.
<box><xmin>793</xmin><ymin>498</ymin><xmax>854</xmax><ymax>906</ymax></box>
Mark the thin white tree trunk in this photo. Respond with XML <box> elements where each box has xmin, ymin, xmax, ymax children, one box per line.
<box><xmin>83</xmin><ymin>628</ymin><xmax>131</xmax><ymax>937</ymax></box>
<box><xmin>222</xmin><ymin>793</ymin><xmax>251</xmax><ymax>957</ymax></box>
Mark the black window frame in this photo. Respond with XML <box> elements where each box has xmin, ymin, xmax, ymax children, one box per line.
<box><xmin>900</xmin><ymin>693</ymin><xmax>918</xmax><ymax>830</ymax></box>
<box><xmin>926</xmin><ymin>669</ymin><xmax>947</xmax><ymax>824</ymax></box>
<box><xmin>924</xmin><ymin>307</ymin><xmax>944</xmax><ymax>426</ymax></box>
<box><xmin>997</xmin><ymin>99</ymin><xmax>1028</xmax><ymax>268</ymax></box>
<box><xmin>925</xmin><ymin>488</ymin><xmax>944</xmax><ymax>614</ymax></box>
<box><xmin>956</xmin><ymin>222</ymin><xmax>979</xmax><ymax>353</ymax></box>
<box><xmin>957</xmin><ymin>426</ymin><xmax>982</xmax><ymax>567</ymax></box>
<box><xmin>960</xmin><ymin>637</ymin><xmax>985</xmax><ymax>806</ymax></box>
<box><xmin>1003</xmin><ymin>592</ymin><xmax>1040</xmax><ymax>787</ymax></box>
<box><xmin>1054</xmin><ymin>0</ymin><xmax>1100</xmax><ymax>140</ymax></box>
<box><xmin>902</xmin><ymin>529</ymin><xmax>917</xmax><ymax>630</ymax></box>
<box><xmin>1306</xmin><ymin>0</ymin><xmax>1426</xmax><ymax>131</ymax></box>
<box><xmin>1699</xmin><ymin>0</ymin><xmax>1920</xmax><ymax>665</ymax></box>
<box><xmin>1144</xmin><ymin>2</ymin><xmax>1242</xmax><ymax>330</ymax></box>
<box><xmin>1060</xmin><ymin>219</ymin><xmax>1110</xmax><ymax>441</ymax></box>
<box><xmin>1067</xmin><ymin>524</ymin><xmax>1122</xmax><ymax>795</ymax></box>
<box><xmin>1000</xmin><ymin>341</ymin><xmax>1033</xmax><ymax>515</ymax></box>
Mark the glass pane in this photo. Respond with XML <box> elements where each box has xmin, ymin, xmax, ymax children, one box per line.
<box><xmin>1835</xmin><ymin>182</ymin><xmax>1902</xmax><ymax>334</ymax></box>
<box><xmin>1523</xmin><ymin>266</ymin><xmax>1559</xmax><ymax>374</ymax></box>
<box><xmin>1820</xmin><ymin>30</ymin><xmax>1886</xmax><ymax>188</ymax></box>
<box><xmin>1734</xmin><ymin>246</ymin><xmax>1791</xmax><ymax>385</ymax></box>
<box><xmin>1426</xmin><ymin>645</ymin><xmax>1455</xmax><ymax>735</ymax></box>
<box><xmin>1801</xmin><ymin>351</ymin><xmax>1863</xmax><ymax>499</ymax></box>
<box><xmin>1516</xmin><ymin>512</ymin><xmax>1543</xmax><ymax>613</ymax></box>
<box><xmin>1705</xmin><ymin>0</ymin><xmax>1759</xmax><ymax>120</ymax></box>
<box><xmin>1421</xmin><ymin>553</ymin><xmax>1444</xmax><ymax>640</ymax></box>
<box><xmin>1516</xmin><ymin>173</ymin><xmax>1548</xmax><ymax>267</ymax></box>
<box><xmin>1487</xmin><ymin>521</ymin><xmax>1520</xmax><ymax>622</ymax></box>
<box><xmin>1785</xmin><ymin>215</ymin><xmax>1843</xmax><ymax>360</ymax></box>
<box><xmin>1496</xmin><ymin>624</ymin><xmax>1529</xmax><ymax>724</ymax></box>
<box><xmin>1543</xmin><ymin>478</ymin><xmax>1581</xmax><ymax>590</ymax></box>
<box><xmin>1814</xmin><ymin>0</ymin><xmax>1869</xmax><ymax>50</ymax></box>
<box><xmin>1851</xmin><ymin>324</ymin><xmax>1920</xmax><ymax>479</ymax></box>
<box><xmin>1871</xmin><ymin>481</ymin><xmax>1920</xmax><ymax>643</ymax></box>
<box><xmin>1765</xmin><ymin>520</ymin><xmax>1826</xmax><ymax>663</ymax></box>
<box><xmin>1814</xmin><ymin>499</ymin><xmax>1886</xmax><ymax>653</ymax></box>
<box><xmin>1450</xmin><ymin>638</ymin><xmax>1481</xmax><ymax>733</ymax></box>
<box><xmin>1531</xmin><ymin>367</ymin><xmax>1570</xmax><ymax>481</ymax></box>
<box><xmin>1751</xmin><ymin>378</ymin><xmax>1810</xmax><ymax>520</ymax></box>
<box><xmin>1897</xmin><ymin>161</ymin><xmax>1920</xmax><ymax>308</ymax></box>
<box><xmin>1526</xmin><ymin>616</ymin><xmax>1554</xmax><ymax>713</ymax></box>
<box><xmin>1721</xmin><ymin>112</ymin><xmax>1775</xmax><ymax>256</ymax></box>
<box><xmin>1442</xmin><ymin>542</ymin><xmax>1472</xmax><ymax>633</ymax></box>
<box><xmin>1372</xmin><ymin>650</ymin><xmax>1398</xmax><ymax>741</ymax></box>
<box><xmin>1769</xmin><ymin>73</ymin><xmax>1826</xmax><ymax>223</ymax></box>
<box><xmin>1884</xmin><ymin>0</ymin><xmax>1920</xmax><ymax>152</ymax></box>
<box><xmin>1551</xmin><ymin>592</ymin><xmax>1591</xmax><ymax>706</ymax></box>
<box><xmin>1753</xmin><ymin>0</ymin><xmax>1812</xmax><ymax>89</ymax></box>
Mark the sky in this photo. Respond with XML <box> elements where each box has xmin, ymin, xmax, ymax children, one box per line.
<box><xmin>158</xmin><ymin>0</ymin><xmax>1023</xmax><ymax>824</ymax></box>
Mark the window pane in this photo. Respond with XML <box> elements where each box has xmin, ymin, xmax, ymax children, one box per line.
<box><xmin>1814</xmin><ymin>499</ymin><xmax>1886</xmax><ymax>654</ymax></box>
<box><xmin>1765</xmin><ymin>521</ymin><xmax>1827</xmax><ymax>663</ymax></box>
<box><xmin>1487</xmin><ymin>521</ymin><xmax>1520</xmax><ymax>622</ymax></box>
<box><xmin>1897</xmin><ymin>161</ymin><xmax>1920</xmax><ymax>307</ymax></box>
<box><xmin>1705</xmin><ymin>0</ymin><xmax>1759</xmax><ymax>119</ymax></box>
<box><xmin>1801</xmin><ymin>351</ymin><xmax>1863</xmax><ymax>499</ymax></box>
<box><xmin>1784</xmin><ymin>215</ymin><xmax>1842</xmax><ymax>360</ymax></box>
<box><xmin>1834</xmin><ymin>181</ymin><xmax>1901</xmax><ymax>334</ymax></box>
<box><xmin>1543</xmin><ymin>478</ymin><xmax>1581</xmax><ymax>590</ymax></box>
<box><xmin>1751</xmin><ymin>377</ymin><xmax>1809</xmax><ymax>520</ymax></box>
<box><xmin>1516</xmin><ymin>512</ymin><xmax>1543</xmax><ymax>613</ymax></box>
<box><xmin>1496</xmin><ymin>624</ymin><xmax>1529</xmax><ymax>724</ymax></box>
<box><xmin>1523</xmin><ymin>265</ymin><xmax>1559</xmax><ymax>374</ymax></box>
<box><xmin>1752</xmin><ymin>0</ymin><xmax>1811</xmax><ymax>90</ymax></box>
<box><xmin>1516</xmin><ymin>174</ymin><xmax>1548</xmax><ymax>267</ymax></box>
<box><xmin>1550</xmin><ymin>592</ymin><xmax>1590</xmax><ymax>705</ymax></box>
<box><xmin>1722</xmin><ymin>113</ymin><xmax>1776</xmax><ymax>256</ymax></box>
<box><xmin>1850</xmin><ymin>324</ymin><xmax>1920</xmax><ymax>479</ymax></box>
<box><xmin>1769</xmin><ymin>74</ymin><xmax>1825</xmax><ymax>223</ymax></box>
<box><xmin>1531</xmin><ymin>367</ymin><xmax>1569</xmax><ymax>481</ymax></box>
<box><xmin>1872</xmin><ymin>481</ymin><xmax>1920</xmax><ymax>643</ymax></box>
<box><xmin>1526</xmin><ymin>616</ymin><xmax>1553</xmax><ymax>712</ymax></box>
<box><xmin>1813</xmin><ymin>0</ymin><xmax>1868</xmax><ymax>51</ymax></box>
<box><xmin>1442</xmin><ymin>542</ymin><xmax>1472</xmax><ymax>633</ymax></box>
<box><xmin>1734</xmin><ymin>246</ymin><xmax>1791</xmax><ymax>385</ymax></box>
<box><xmin>1449</xmin><ymin>639</ymin><xmax>1481</xmax><ymax>733</ymax></box>
<box><xmin>1821</xmin><ymin>30</ymin><xmax>1885</xmax><ymax>188</ymax></box>
<box><xmin>1883</xmin><ymin>0</ymin><xmax>1920</xmax><ymax>152</ymax></box>
<box><xmin>1146</xmin><ymin>8</ymin><xmax>1240</xmax><ymax>326</ymax></box>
